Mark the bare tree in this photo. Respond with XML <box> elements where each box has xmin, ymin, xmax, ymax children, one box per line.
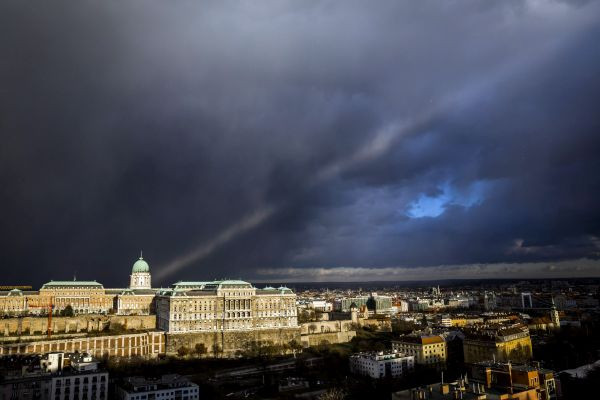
<box><xmin>194</xmin><ymin>343</ymin><xmax>207</xmax><ymax>357</ymax></box>
<box><xmin>318</xmin><ymin>388</ymin><xmax>346</xmax><ymax>400</ymax></box>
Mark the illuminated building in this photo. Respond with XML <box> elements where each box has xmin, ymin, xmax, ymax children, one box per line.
<box><xmin>155</xmin><ymin>281</ymin><xmax>297</xmax><ymax>333</ymax></box>
<box><xmin>0</xmin><ymin>256</ymin><xmax>157</xmax><ymax>316</ymax></box>
<box><xmin>349</xmin><ymin>351</ymin><xmax>414</xmax><ymax>379</ymax></box>
<box><xmin>463</xmin><ymin>324</ymin><xmax>533</xmax><ymax>364</ymax></box>
<box><xmin>392</xmin><ymin>335</ymin><xmax>447</xmax><ymax>365</ymax></box>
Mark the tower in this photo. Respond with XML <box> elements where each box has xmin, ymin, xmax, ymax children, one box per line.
<box><xmin>550</xmin><ymin>297</ymin><xmax>560</xmax><ymax>329</ymax></box>
<box><xmin>350</xmin><ymin>302</ymin><xmax>358</xmax><ymax>324</ymax></box>
<box><xmin>129</xmin><ymin>252</ymin><xmax>151</xmax><ymax>289</ymax></box>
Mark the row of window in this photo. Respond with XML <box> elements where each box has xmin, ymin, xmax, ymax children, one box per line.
<box><xmin>56</xmin><ymin>375</ymin><xmax>106</xmax><ymax>385</ymax></box>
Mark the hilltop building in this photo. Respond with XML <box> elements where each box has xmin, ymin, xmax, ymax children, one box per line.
<box><xmin>112</xmin><ymin>255</ymin><xmax>156</xmax><ymax>315</ymax></box>
<box><xmin>155</xmin><ymin>280</ymin><xmax>297</xmax><ymax>333</ymax></box>
<box><xmin>129</xmin><ymin>253</ymin><xmax>151</xmax><ymax>290</ymax></box>
<box><xmin>0</xmin><ymin>255</ymin><xmax>158</xmax><ymax>316</ymax></box>
<box><xmin>34</xmin><ymin>281</ymin><xmax>112</xmax><ymax>314</ymax></box>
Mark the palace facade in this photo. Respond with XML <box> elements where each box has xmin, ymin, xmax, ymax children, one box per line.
<box><xmin>0</xmin><ymin>255</ymin><xmax>156</xmax><ymax>316</ymax></box>
<box><xmin>156</xmin><ymin>281</ymin><xmax>298</xmax><ymax>333</ymax></box>
<box><xmin>0</xmin><ymin>257</ymin><xmax>299</xmax><ymax>337</ymax></box>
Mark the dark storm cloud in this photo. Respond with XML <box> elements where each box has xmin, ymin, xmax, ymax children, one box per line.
<box><xmin>1</xmin><ymin>0</ymin><xmax>599</xmax><ymax>286</ymax></box>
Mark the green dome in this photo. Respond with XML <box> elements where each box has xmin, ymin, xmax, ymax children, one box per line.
<box><xmin>132</xmin><ymin>256</ymin><xmax>150</xmax><ymax>273</ymax></box>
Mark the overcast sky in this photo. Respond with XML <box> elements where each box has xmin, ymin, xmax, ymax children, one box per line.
<box><xmin>1</xmin><ymin>0</ymin><xmax>599</xmax><ymax>287</ymax></box>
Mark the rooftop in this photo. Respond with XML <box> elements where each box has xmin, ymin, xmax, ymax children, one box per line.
<box><xmin>350</xmin><ymin>351</ymin><xmax>412</xmax><ymax>361</ymax></box>
<box><xmin>393</xmin><ymin>382</ymin><xmax>488</xmax><ymax>400</ymax></box>
<box><xmin>119</xmin><ymin>374</ymin><xmax>197</xmax><ymax>393</ymax></box>
<box><xmin>394</xmin><ymin>335</ymin><xmax>445</xmax><ymax>345</ymax></box>
<box><xmin>41</xmin><ymin>281</ymin><xmax>103</xmax><ymax>289</ymax></box>
<box><xmin>131</xmin><ymin>253</ymin><xmax>150</xmax><ymax>273</ymax></box>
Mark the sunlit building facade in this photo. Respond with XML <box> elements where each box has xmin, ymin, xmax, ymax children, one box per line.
<box><xmin>156</xmin><ymin>281</ymin><xmax>297</xmax><ymax>333</ymax></box>
<box><xmin>392</xmin><ymin>335</ymin><xmax>447</xmax><ymax>365</ymax></box>
<box><xmin>0</xmin><ymin>256</ymin><xmax>157</xmax><ymax>316</ymax></box>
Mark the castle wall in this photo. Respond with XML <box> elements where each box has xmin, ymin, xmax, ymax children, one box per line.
<box><xmin>300</xmin><ymin>331</ymin><xmax>356</xmax><ymax>348</ymax></box>
<box><xmin>0</xmin><ymin>331</ymin><xmax>165</xmax><ymax>358</ymax></box>
<box><xmin>299</xmin><ymin>320</ymin><xmax>355</xmax><ymax>335</ymax></box>
<box><xmin>165</xmin><ymin>327</ymin><xmax>301</xmax><ymax>357</ymax></box>
<box><xmin>0</xmin><ymin>315</ymin><xmax>156</xmax><ymax>337</ymax></box>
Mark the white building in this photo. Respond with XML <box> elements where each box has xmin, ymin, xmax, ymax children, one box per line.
<box><xmin>447</xmin><ymin>297</ymin><xmax>470</xmax><ymax>309</ymax></box>
<box><xmin>115</xmin><ymin>374</ymin><xmax>199</xmax><ymax>400</ymax></box>
<box><xmin>308</xmin><ymin>300</ymin><xmax>333</xmax><ymax>312</ymax></box>
<box><xmin>440</xmin><ymin>315</ymin><xmax>452</xmax><ymax>327</ymax></box>
<box><xmin>397</xmin><ymin>300</ymin><xmax>409</xmax><ymax>313</ymax></box>
<box><xmin>349</xmin><ymin>351</ymin><xmax>414</xmax><ymax>379</ymax></box>
<box><xmin>48</xmin><ymin>367</ymin><xmax>108</xmax><ymax>400</ymax></box>
<box><xmin>0</xmin><ymin>352</ymin><xmax>108</xmax><ymax>400</ymax></box>
<box><xmin>156</xmin><ymin>280</ymin><xmax>297</xmax><ymax>333</ymax></box>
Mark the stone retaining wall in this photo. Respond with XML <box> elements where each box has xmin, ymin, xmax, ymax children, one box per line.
<box><xmin>300</xmin><ymin>331</ymin><xmax>356</xmax><ymax>348</ymax></box>
<box><xmin>166</xmin><ymin>327</ymin><xmax>301</xmax><ymax>357</ymax></box>
<box><xmin>0</xmin><ymin>331</ymin><xmax>165</xmax><ymax>358</ymax></box>
<box><xmin>0</xmin><ymin>315</ymin><xmax>156</xmax><ymax>337</ymax></box>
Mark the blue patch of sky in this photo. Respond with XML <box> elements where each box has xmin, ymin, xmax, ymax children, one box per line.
<box><xmin>407</xmin><ymin>180</ymin><xmax>488</xmax><ymax>218</ymax></box>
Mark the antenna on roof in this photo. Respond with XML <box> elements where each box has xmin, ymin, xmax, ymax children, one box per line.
<box><xmin>73</xmin><ymin>272</ymin><xmax>76</xmax><ymax>281</ymax></box>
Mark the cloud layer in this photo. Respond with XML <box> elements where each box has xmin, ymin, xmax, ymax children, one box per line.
<box><xmin>1</xmin><ymin>1</ymin><xmax>599</xmax><ymax>286</ymax></box>
<box><xmin>255</xmin><ymin>259</ymin><xmax>600</xmax><ymax>282</ymax></box>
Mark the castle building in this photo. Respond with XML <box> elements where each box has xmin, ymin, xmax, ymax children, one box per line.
<box><xmin>0</xmin><ymin>288</ymin><xmax>29</xmax><ymax>315</ymax></box>
<box><xmin>156</xmin><ymin>281</ymin><xmax>297</xmax><ymax>333</ymax></box>
<box><xmin>31</xmin><ymin>281</ymin><xmax>113</xmax><ymax>315</ymax></box>
<box><xmin>113</xmin><ymin>255</ymin><xmax>156</xmax><ymax>315</ymax></box>
<box><xmin>0</xmin><ymin>256</ymin><xmax>296</xmax><ymax>331</ymax></box>
<box><xmin>0</xmin><ymin>255</ymin><xmax>157</xmax><ymax>316</ymax></box>
<box><xmin>129</xmin><ymin>254</ymin><xmax>151</xmax><ymax>290</ymax></box>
